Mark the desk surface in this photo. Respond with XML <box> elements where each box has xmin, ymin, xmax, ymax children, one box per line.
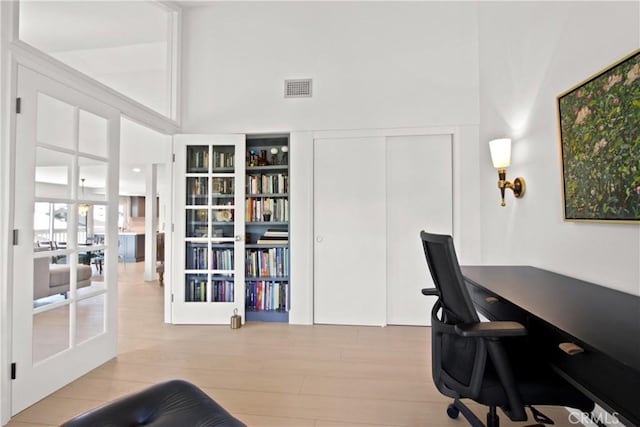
<box><xmin>461</xmin><ymin>266</ymin><xmax>640</xmax><ymax>374</ymax></box>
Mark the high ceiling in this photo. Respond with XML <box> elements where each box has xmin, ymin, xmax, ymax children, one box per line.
<box><xmin>21</xmin><ymin>1</ymin><xmax>173</xmax><ymax>196</ymax></box>
<box><xmin>19</xmin><ymin>1</ymin><xmax>168</xmax><ymax>52</ymax></box>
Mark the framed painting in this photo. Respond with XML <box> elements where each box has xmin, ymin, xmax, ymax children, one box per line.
<box><xmin>557</xmin><ymin>49</ymin><xmax>640</xmax><ymax>222</ymax></box>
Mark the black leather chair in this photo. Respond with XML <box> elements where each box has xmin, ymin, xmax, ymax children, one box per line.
<box><xmin>61</xmin><ymin>379</ymin><xmax>246</xmax><ymax>427</ymax></box>
<box><xmin>419</xmin><ymin>231</ymin><xmax>594</xmax><ymax>427</ymax></box>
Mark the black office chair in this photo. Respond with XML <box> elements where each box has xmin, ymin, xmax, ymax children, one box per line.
<box><xmin>419</xmin><ymin>231</ymin><xmax>594</xmax><ymax>427</ymax></box>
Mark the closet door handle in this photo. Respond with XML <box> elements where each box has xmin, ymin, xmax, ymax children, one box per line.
<box><xmin>316</xmin><ymin>236</ymin><xmax>323</xmax><ymax>243</ymax></box>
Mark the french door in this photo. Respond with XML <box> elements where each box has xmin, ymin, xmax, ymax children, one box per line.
<box><xmin>172</xmin><ymin>134</ymin><xmax>246</xmax><ymax>324</ymax></box>
<box><xmin>12</xmin><ymin>66</ymin><xmax>120</xmax><ymax>414</ymax></box>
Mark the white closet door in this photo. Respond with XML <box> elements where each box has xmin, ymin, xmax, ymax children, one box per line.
<box><xmin>386</xmin><ymin>134</ymin><xmax>452</xmax><ymax>325</ymax></box>
<box><xmin>313</xmin><ymin>137</ymin><xmax>386</xmax><ymax>326</ymax></box>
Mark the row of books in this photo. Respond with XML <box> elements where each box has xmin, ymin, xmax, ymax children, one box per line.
<box><xmin>184</xmin><ymin>279</ymin><xmax>235</xmax><ymax>303</ymax></box>
<box><xmin>245</xmin><ymin>198</ymin><xmax>289</xmax><ymax>222</ymax></box>
<box><xmin>245</xmin><ymin>281</ymin><xmax>289</xmax><ymax>312</ymax></box>
<box><xmin>212</xmin><ymin>280</ymin><xmax>234</xmax><ymax>302</ymax></box>
<box><xmin>211</xmin><ymin>178</ymin><xmax>234</xmax><ymax>195</ymax></box>
<box><xmin>212</xmin><ymin>249</ymin><xmax>234</xmax><ymax>270</ymax></box>
<box><xmin>187</xmin><ymin>246</ymin><xmax>209</xmax><ymax>270</ymax></box>
<box><xmin>185</xmin><ymin>279</ymin><xmax>207</xmax><ymax>302</ymax></box>
<box><xmin>187</xmin><ymin>247</ymin><xmax>234</xmax><ymax>270</ymax></box>
<box><xmin>188</xmin><ymin>177</ymin><xmax>208</xmax><ymax>196</ymax></box>
<box><xmin>246</xmin><ymin>174</ymin><xmax>289</xmax><ymax>195</ymax></box>
<box><xmin>187</xmin><ymin>148</ymin><xmax>208</xmax><ymax>171</ymax></box>
<box><xmin>245</xmin><ymin>247</ymin><xmax>289</xmax><ymax>277</ymax></box>
<box><xmin>213</xmin><ymin>151</ymin><xmax>234</xmax><ymax>169</ymax></box>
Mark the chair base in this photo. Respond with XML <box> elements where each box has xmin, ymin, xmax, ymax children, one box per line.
<box><xmin>446</xmin><ymin>400</ymin><xmax>559</xmax><ymax>427</ymax></box>
<box><xmin>446</xmin><ymin>399</ymin><xmax>486</xmax><ymax>427</ymax></box>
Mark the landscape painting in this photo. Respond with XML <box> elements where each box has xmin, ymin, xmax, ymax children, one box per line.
<box><xmin>558</xmin><ymin>49</ymin><xmax>640</xmax><ymax>222</ymax></box>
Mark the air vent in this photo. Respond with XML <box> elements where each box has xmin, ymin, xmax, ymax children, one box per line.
<box><xmin>285</xmin><ymin>79</ymin><xmax>312</xmax><ymax>98</ymax></box>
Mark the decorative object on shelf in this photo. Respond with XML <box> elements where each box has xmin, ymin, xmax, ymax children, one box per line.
<box><xmin>215</xmin><ymin>210</ymin><xmax>232</xmax><ymax>222</ymax></box>
<box><xmin>488</xmin><ymin>138</ymin><xmax>526</xmax><ymax>207</ymax></box>
<box><xmin>557</xmin><ymin>49</ymin><xmax>640</xmax><ymax>222</ymax></box>
<box><xmin>279</xmin><ymin>146</ymin><xmax>288</xmax><ymax>165</ymax></box>
<box><xmin>262</xmin><ymin>210</ymin><xmax>272</xmax><ymax>222</ymax></box>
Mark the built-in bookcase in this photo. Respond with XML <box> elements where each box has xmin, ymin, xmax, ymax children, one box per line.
<box><xmin>172</xmin><ymin>134</ymin><xmax>290</xmax><ymax>324</ymax></box>
<box><xmin>245</xmin><ymin>135</ymin><xmax>290</xmax><ymax>322</ymax></box>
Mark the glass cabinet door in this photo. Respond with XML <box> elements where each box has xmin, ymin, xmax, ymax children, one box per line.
<box><xmin>174</xmin><ymin>136</ymin><xmax>245</xmax><ymax>324</ymax></box>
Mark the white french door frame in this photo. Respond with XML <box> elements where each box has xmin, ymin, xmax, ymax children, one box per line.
<box><xmin>11</xmin><ymin>64</ymin><xmax>120</xmax><ymax>414</ymax></box>
<box><xmin>171</xmin><ymin>134</ymin><xmax>246</xmax><ymax>325</ymax></box>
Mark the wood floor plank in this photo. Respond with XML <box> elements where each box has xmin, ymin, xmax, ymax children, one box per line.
<box><xmin>7</xmin><ymin>262</ymin><xmax>579</xmax><ymax>427</ymax></box>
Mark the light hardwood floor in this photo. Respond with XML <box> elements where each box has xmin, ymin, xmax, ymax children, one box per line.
<box><xmin>9</xmin><ymin>263</ymin><xmax>577</xmax><ymax>427</ymax></box>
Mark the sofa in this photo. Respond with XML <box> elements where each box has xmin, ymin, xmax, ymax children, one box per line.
<box><xmin>33</xmin><ymin>256</ymin><xmax>92</xmax><ymax>300</ymax></box>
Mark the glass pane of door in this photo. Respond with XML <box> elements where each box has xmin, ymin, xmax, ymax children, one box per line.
<box><xmin>35</xmin><ymin>148</ymin><xmax>72</xmax><ymax>200</ymax></box>
<box><xmin>36</xmin><ymin>93</ymin><xmax>75</xmax><ymax>150</ymax></box>
<box><xmin>78</xmin><ymin>157</ymin><xmax>108</xmax><ymax>202</ymax></box>
<box><xmin>79</xmin><ymin>109</ymin><xmax>108</xmax><ymax>158</ymax></box>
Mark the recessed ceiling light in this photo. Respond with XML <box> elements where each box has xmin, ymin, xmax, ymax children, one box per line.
<box><xmin>132</xmin><ymin>168</ymin><xmax>141</xmax><ymax>173</ymax></box>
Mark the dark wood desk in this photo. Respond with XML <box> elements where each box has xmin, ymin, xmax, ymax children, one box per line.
<box><xmin>462</xmin><ymin>266</ymin><xmax>640</xmax><ymax>427</ymax></box>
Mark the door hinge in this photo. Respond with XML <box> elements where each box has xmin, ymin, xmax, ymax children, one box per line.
<box><xmin>11</xmin><ymin>363</ymin><xmax>16</xmax><ymax>380</ymax></box>
<box><xmin>171</xmin><ymin>294</ymin><xmax>174</xmax><ymax>302</ymax></box>
<box><xmin>171</xmin><ymin>223</ymin><xmax>174</xmax><ymax>232</ymax></box>
<box><xmin>172</xmin><ymin>153</ymin><xmax>175</xmax><ymax>162</ymax></box>
<box><xmin>12</xmin><ymin>229</ymin><xmax>18</xmax><ymax>246</ymax></box>
<box><xmin>15</xmin><ymin>98</ymin><xmax>21</xmax><ymax>114</ymax></box>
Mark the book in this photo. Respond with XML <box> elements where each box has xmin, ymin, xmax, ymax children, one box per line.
<box><xmin>264</xmin><ymin>229</ymin><xmax>288</xmax><ymax>237</ymax></box>
<box><xmin>257</xmin><ymin>238</ymin><xmax>288</xmax><ymax>244</ymax></box>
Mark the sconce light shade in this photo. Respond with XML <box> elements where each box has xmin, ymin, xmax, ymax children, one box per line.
<box><xmin>489</xmin><ymin>138</ymin><xmax>511</xmax><ymax>168</ymax></box>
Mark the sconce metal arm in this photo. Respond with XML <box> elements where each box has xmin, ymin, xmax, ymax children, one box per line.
<box><xmin>496</xmin><ymin>168</ymin><xmax>526</xmax><ymax>207</ymax></box>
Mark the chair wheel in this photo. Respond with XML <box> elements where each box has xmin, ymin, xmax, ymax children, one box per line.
<box><xmin>447</xmin><ymin>404</ymin><xmax>460</xmax><ymax>419</ymax></box>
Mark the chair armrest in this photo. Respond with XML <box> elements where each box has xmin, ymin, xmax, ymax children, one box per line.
<box><xmin>454</xmin><ymin>321</ymin><xmax>527</xmax><ymax>338</ymax></box>
<box><xmin>421</xmin><ymin>288</ymin><xmax>439</xmax><ymax>297</ymax></box>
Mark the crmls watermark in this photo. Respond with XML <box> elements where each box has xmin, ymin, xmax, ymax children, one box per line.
<box><xmin>568</xmin><ymin>411</ymin><xmax>622</xmax><ymax>426</ymax></box>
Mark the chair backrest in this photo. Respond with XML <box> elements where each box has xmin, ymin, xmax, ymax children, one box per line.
<box><xmin>420</xmin><ymin>230</ymin><xmax>485</xmax><ymax>398</ymax></box>
<box><xmin>420</xmin><ymin>231</ymin><xmax>478</xmax><ymax>324</ymax></box>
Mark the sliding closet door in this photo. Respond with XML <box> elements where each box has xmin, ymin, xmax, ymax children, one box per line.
<box><xmin>386</xmin><ymin>134</ymin><xmax>452</xmax><ymax>325</ymax></box>
<box><xmin>313</xmin><ymin>137</ymin><xmax>386</xmax><ymax>326</ymax></box>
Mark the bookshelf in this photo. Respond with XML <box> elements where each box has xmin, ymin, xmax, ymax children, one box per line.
<box><xmin>245</xmin><ymin>135</ymin><xmax>290</xmax><ymax>322</ymax></box>
<box><xmin>172</xmin><ymin>134</ymin><xmax>290</xmax><ymax>324</ymax></box>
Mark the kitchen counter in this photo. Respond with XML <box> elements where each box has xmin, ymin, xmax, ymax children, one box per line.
<box><xmin>119</xmin><ymin>233</ymin><xmax>145</xmax><ymax>263</ymax></box>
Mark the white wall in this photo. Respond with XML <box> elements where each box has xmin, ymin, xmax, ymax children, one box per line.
<box><xmin>181</xmin><ymin>2</ymin><xmax>484</xmax><ymax>323</ymax></box>
<box><xmin>182</xmin><ymin>2</ymin><xmax>479</xmax><ymax>132</ymax></box>
<box><xmin>478</xmin><ymin>1</ymin><xmax>640</xmax><ymax>295</ymax></box>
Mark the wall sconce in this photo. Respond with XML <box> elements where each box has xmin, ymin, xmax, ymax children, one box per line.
<box><xmin>489</xmin><ymin>138</ymin><xmax>526</xmax><ymax>207</ymax></box>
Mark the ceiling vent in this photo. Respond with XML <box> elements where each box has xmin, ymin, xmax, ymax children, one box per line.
<box><xmin>284</xmin><ymin>79</ymin><xmax>312</xmax><ymax>98</ymax></box>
